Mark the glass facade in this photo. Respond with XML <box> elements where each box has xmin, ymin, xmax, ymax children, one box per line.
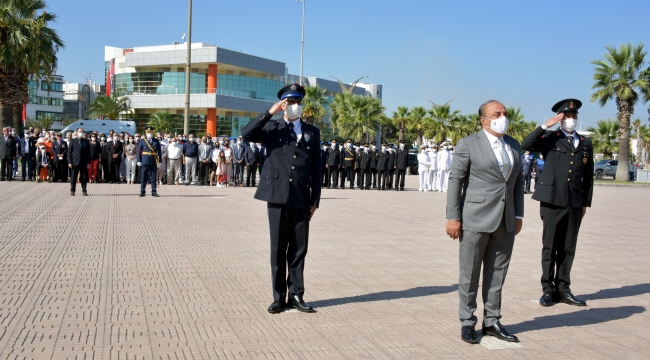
<box><xmin>36</xmin><ymin>111</ymin><xmax>64</xmax><ymax>121</ymax></box>
<box><xmin>41</xmin><ymin>81</ymin><xmax>63</xmax><ymax>92</ymax></box>
<box><xmin>132</xmin><ymin>113</ymin><xmax>208</xmax><ymax>136</ymax></box>
<box><xmin>114</xmin><ymin>72</ymin><xmax>206</xmax><ymax>96</ymax></box>
<box><xmin>28</xmin><ymin>80</ymin><xmax>64</xmax><ymax>106</ymax></box>
<box><xmin>217</xmin><ymin>75</ymin><xmax>283</xmax><ymax>102</ymax></box>
<box><xmin>217</xmin><ymin>115</ymin><xmax>252</xmax><ymax>138</ymax></box>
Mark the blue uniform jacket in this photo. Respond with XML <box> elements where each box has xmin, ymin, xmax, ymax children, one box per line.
<box><xmin>241</xmin><ymin>111</ymin><xmax>322</xmax><ymax>209</ymax></box>
<box><xmin>136</xmin><ymin>138</ymin><xmax>162</xmax><ymax>166</ymax></box>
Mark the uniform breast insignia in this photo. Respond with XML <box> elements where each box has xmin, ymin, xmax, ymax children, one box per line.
<box><xmin>304</xmin><ymin>133</ymin><xmax>310</xmax><ymax>142</ymax></box>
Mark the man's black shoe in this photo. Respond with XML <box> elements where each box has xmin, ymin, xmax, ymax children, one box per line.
<box><xmin>539</xmin><ymin>292</ymin><xmax>554</xmax><ymax>307</ymax></box>
<box><xmin>139</xmin><ymin>192</ymin><xmax>145</xmax><ymax>197</ymax></box>
<box><xmin>461</xmin><ymin>326</ymin><xmax>478</xmax><ymax>344</ymax></box>
<box><xmin>152</xmin><ymin>192</ymin><xmax>160</xmax><ymax>197</ymax></box>
<box><xmin>82</xmin><ymin>191</ymin><xmax>88</xmax><ymax>196</ymax></box>
<box><xmin>70</xmin><ymin>191</ymin><xmax>75</xmax><ymax>196</ymax></box>
<box><xmin>482</xmin><ymin>321</ymin><xmax>519</xmax><ymax>342</ymax></box>
<box><xmin>289</xmin><ymin>294</ymin><xmax>315</xmax><ymax>313</ymax></box>
<box><xmin>21</xmin><ymin>178</ymin><xmax>25</xmax><ymax>181</ymax></box>
<box><xmin>559</xmin><ymin>292</ymin><xmax>587</xmax><ymax>306</ymax></box>
<box><xmin>267</xmin><ymin>301</ymin><xmax>285</xmax><ymax>314</ymax></box>
<box><xmin>327</xmin><ymin>186</ymin><xmax>331</xmax><ymax>189</ymax></box>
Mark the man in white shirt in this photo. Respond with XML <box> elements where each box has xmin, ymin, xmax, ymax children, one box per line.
<box><xmin>437</xmin><ymin>144</ymin><xmax>451</xmax><ymax>192</ymax></box>
<box><xmin>428</xmin><ymin>146</ymin><xmax>438</xmax><ymax>191</ymax></box>
<box><xmin>166</xmin><ymin>137</ymin><xmax>183</xmax><ymax>185</ymax></box>
<box><xmin>417</xmin><ymin>145</ymin><xmax>431</xmax><ymax>191</ymax></box>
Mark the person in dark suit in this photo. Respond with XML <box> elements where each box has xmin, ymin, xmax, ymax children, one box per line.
<box><xmin>136</xmin><ymin>126</ymin><xmax>162</xmax><ymax>197</ymax></box>
<box><xmin>341</xmin><ymin>139</ymin><xmax>356</xmax><ymax>189</ymax></box>
<box><xmin>521</xmin><ymin>151</ymin><xmax>535</xmax><ymax>194</ymax></box>
<box><xmin>376</xmin><ymin>142</ymin><xmax>389</xmax><ymax>190</ymax></box>
<box><xmin>370</xmin><ymin>141</ymin><xmax>379</xmax><ymax>188</ymax></box>
<box><xmin>257</xmin><ymin>142</ymin><xmax>266</xmax><ymax>175</ymax></box>
<box><xmin>522</xmin><ymin>98</ymin><xmax>594</xmax><ymax>308</ymax></box>
<box><xmin>241</xmin><ymin>82</ymin><xmax>321</xmax><ymax>314</ymax></box>
<box><xmin>320</xmin><ymin>142</ymin><xmax>328</xmax><ymax>186</ymax></box>
<box><xmin>359</xmin><ymin>143</ymin><xmax>372</xmax><ymax>189</ymax></box>
<box><xmin>0</xmin><ymin>127</ymin><xmax>17</xmax><ymax>181</ymax></box>
<box><xmin>107</xmin><ymin>133</ymin><xmax>123</xmax><ymax>183</ymax></box>
<box><xmin>52</xmin><ymin>133</ymin><xmax>68</xmax><ymax>182</ymax></box>
<box><xmin>19</xmin><ymin>130</ymin><xmax>35</xmax><ymax>181</ymax></box>
<box><xmin>67</xmin><ymin>128</ymin><xmax>91</xmax><ymax>196</ymax></box>
<box><xmin>245</xmin><ymin>141</ymin><xmax>260</xmax><ymax>187</ymax></box>
<box><xmin>394</xmin><ymin>139</ymin><xmax>409</xmax><ymax>191</ymax></box>
<box><xmin>325</xmin><ymin>139</ymin><xmax>340</xmax><ymax>189</ymax></box>
<box><xmin>387</xmin><ymin>144</ymin><xmax>396</xmax><ymax>189</ymax></box>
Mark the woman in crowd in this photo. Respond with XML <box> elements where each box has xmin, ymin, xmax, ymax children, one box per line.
<box><xmin>35</xmin><ymin>144</ymin><xmax>49</xmax><ymax>182</ymax></box>
<box><xmin>118</xmin><ymin>133</ymin><xmax>127</xmax><ymax>182</ymax></box>
<box><xmin>124</xmin><ymin>136</ymin><xmax>137</xmax><ymax>184</ymax></box>
<box><xmin>99</xmin><ymin>134</ymin><xmax>109</xmax><ymax>183</ymax></box>
<box><xmin>88</xmin><ymin>133</ymin><xmax>102</xmax><ymax>183</ymax></box>
<box><xmin>222</xmin><ymin>141</ymin><xmax>233</xmax><ymax>186</ymax></box>
<box><xmin>215</xmin><ymin>149</ymin><xmax>227</xmax><ymax>187</ymax></box>
<box><xmin>210</xmin><ymin>143</ymin><xmax>221</xmax><ymax>186</ymax></box>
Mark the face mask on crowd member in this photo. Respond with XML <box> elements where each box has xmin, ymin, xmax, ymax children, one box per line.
<box><xmin>331</xmin><ymin>143</ymin><xmax>336</xmax><ymax>149</ymax></box>
<box><xmin>120</xmin><ymin>137</ymin><xmax>125</xmax><ymax>143</ymax></box>
<box><xmin>237</xmin><ymin>139</ymin><xmax>242</xmax><ymax>145</ymax></box>
<box><xmin>399</xmin><ymin>143</ymin><xmax>405</xmax><ymax>149</ymax></box>
<box><xmin>284</xmin><ymin>103</ymin><xmax>303</xmax><ymax>119</ymax></box>
<box><xmin>219</xmin><ymin>140</ymin><xmax>224</xmax><ymax>145</ymax></box>
<box><xmin>189</xmin><ymin>136</ymin><xmax>195</xmax><ymax>142</ymax></box>
<box><xmin>146</xmin><ymin>132</ymin><xmax>153</xmax><ymax>140</ymax></box>
<box><xmin>561</xmin><ymin>113</ymin><xmax>578</xmax><ymax>133</ymax></box>
<box><xmin>100</xmin><ymin>136</ymin><xmax>106</xmax><ymax>141</ymax></box>
<box><xmin>91</xmin><ymin>135</ymin><xmax>96</xmax><ymax>141</ymax></box>
<box><xmin>128</xmin><ymin>137</ymin><xmax>134</xmax><ymax>143</ymax></box>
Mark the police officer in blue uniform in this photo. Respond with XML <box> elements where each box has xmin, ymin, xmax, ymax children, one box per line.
<box><xmin>522</xmin><ymin>99</ymin><xmax>594</xmax><ymax>307</ymax></box>
<box><xmin>241</xmin><ymin>82</ymin><xmax>322</xmax><ymax>314</ymax></box>
<box><xmin>136</xmin><ymin>126</ymin><xmax>162</xmax><ymax>197</ymax></box>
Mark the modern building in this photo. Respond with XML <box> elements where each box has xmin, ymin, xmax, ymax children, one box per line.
<box><xmin>26</xmin><ymin>74</ymin><xmax>65</xmax><ymax>126</ymax></box>
<box><xmin>104</xmin><ymin>42</ymin><xmax>382</xmax><ymax>137</ymax></box>
<box><xmin>63</xmin><ymin>81</ymin><xmax>102</xmax><ymax>120</ymax></box>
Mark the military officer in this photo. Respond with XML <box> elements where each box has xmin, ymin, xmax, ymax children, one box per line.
<box><xmin>136</xmin><ymin>126</ymin><xmax>162</xmax><ymax>197</ymax></box>
<box><xmin>359</xmin><ymin>143</ymin><xmax>373</xmax><ymax>189</ymax></box>
<box><xmin>394</xmin><ymin>139</ymin><xmax>409</xmax><ymax>191</ymax></box>
<box><xmin>417</xmin><ymin>145</ymin><xmax>431</xmax><ymax>192</ymax></box>
<box><xmin>341</xmin><ymin>139</ymin><xmax>356</xmax><ymax>189</ymax></box>
<box><xmin>387</xmin><ymin>143</ymin><xmax>396</xmax><ymax>189</ymax></box>
<box><xmin>428</xmin><ymin>145</ymin><xmax>439</xmax><ymax>191</ymax></box>
<box><xmin>240</xmin><ymin>82</ymin><xmax>321</xmax><ymax>314</ymax></box>
<box><xmin>522</xmin><ymin>98</ymin><xmax>594</xmax><ymax>307</ymax></box>
<box><xmin>370</xmin><ymin>141</ymin><xmax>379</xmax><ymax>188</ymax></box>
<box><xmin>320</xmin><ymin>141</ymin><xmax>328</xmax><ymax>186</ymax></box>
<box><xmin>325</xmin><ymin>139</ymin><xmax>340</xmax><ymax>189</ymax></box>
<box><xmin>354</xmin><ymin>142</ymin><xmax>362</xmax><ymax>188</ymax></box>
<box><xmin>376</xmin><ymin>142</ymin><xmax>389</xmax><ymax>190</ymax></box>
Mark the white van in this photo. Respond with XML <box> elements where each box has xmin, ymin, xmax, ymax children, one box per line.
<box><xmin>61</xmin><ymin>120</ymin><xmax>137</xmax><ymax>136</ymax></box>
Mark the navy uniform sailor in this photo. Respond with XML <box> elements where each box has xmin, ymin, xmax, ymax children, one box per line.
<box><xmin>136</xmin><ymin>126</ymin><xmax>162</xmax><ymax>197</ymax></box>
<box><xmin>241</xmin><ymin>82</ymin><xmax>322</xmax><ymax>314</ymax></box>
<box><xmin>521</xmin><ymin>98</ymin><xmax>594</xmax><ymax>307</ymax></box>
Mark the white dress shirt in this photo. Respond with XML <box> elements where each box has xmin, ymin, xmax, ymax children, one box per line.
<box><xmin>285</xmin><ymin>118</ymin><xmax>303</xmax><ymax>141</ymax></box>
<box><xmin>483</xmin><ymin>130</ymin><xmax>514</xmax><ymax>175</ymax></box>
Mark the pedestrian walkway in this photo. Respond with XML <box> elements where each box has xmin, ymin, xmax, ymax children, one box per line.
<box><xmin>0</xmin><ymin>176</ymin><xmax>648</xmax><ymax>359</ymax></box>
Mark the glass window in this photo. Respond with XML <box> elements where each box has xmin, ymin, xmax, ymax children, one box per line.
<box><xmin>41</xmin><ymin>82</ymin><xmax>63</xmax><ymax>92</ymax></box>
<box><xmin>36</xmin><ymin>111</ymin><xmax>63</xmax><ymax>121</ymax></box>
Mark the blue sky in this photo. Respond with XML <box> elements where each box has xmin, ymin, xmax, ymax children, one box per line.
<box><xmin>52</xmin><ymin>0</ymin><xmax>649</xmax><ymax>129</ymax></box>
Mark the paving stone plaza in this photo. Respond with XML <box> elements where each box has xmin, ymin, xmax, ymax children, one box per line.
<box><xmin>0</xmin><ymin>176</ymin><xmax>648</xmax><ymax>359</ymax></box>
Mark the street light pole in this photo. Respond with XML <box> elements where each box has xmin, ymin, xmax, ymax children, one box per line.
<box><xmin>183</xmin><ymin>0</ymin><xmax>192</xmax><ymax>136</ymax></box>
<box><xmin>297</xmin><ymin>0</ymin><xmax>305</xmax><ymax>86</ymax></box>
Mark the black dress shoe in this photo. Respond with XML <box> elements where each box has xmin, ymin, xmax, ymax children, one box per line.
<box><xmin>152</xmin><ymin>192</ymin><xmax>160</xmax><ymax>197</ymax></box>
<box><xmin>267</xmin><ymin>301</ymin><xmax>285</xmax><ymax>314</ymax></box>
<box><xmin>82</xmin><ymin>191</ymin><xmax>88</xmax><ymax>196</ymax></box>
<box><xmin>327</xmin><ymin>186</ymin><xmax>331</xmax><ymax>189</ymax></box>
<box><xmin>539</xmin><ymin>292</ymin><xmax>554</xmax><ymax>307</ymax></box>
<box><xmin>139</xmin><ymin>192</ymin><xmax>145</xmax><ymax>197</ymax></box>
<box><xmin>70</xmin><ymin>191</ymin><xmax>75</xmax><ymax>196</ymax></box>
<box><xmin>289</xmin><ymin>294</ymin><xmax>315</xmax><ymax>313</ymax></box>
<box><xmin>482</xmin><ymin>321</ymin><xmax>519</xmax><ymax>342</ymax></box>
<box><xmin>461</xmin><ymin>326</ymin><xmax>478</xmax><ymax>344</ymax></box>
<box><xmin>559</xmin><ymin>292</ymin><xmax>587</xmax><ymax>306</ymax></box>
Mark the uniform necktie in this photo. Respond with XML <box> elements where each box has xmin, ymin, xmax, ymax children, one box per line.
<box><xmin>288</xmin><ymin>122</ymin><xmax>297</xmax><ymax>141</ymax></box>
<box><xmin>498</xmin><ymin>138</ymin><xmax>512</xmax><ymax>179</ymax></box>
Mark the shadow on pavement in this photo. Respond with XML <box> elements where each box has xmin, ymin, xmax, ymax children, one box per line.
<box><xmin>310</xmin><ymin>284</ymin><xmax>458</xmax><ymax>308</ymax></box>
<box><xmin>580</xmin><ymin>283</ymin><xmax>650</xmax><ymax>301</ymax></box>
<box><xmin>509</xmin><ymin>306</ymin><xmax>645</xmax><ymax>333</ymax></box>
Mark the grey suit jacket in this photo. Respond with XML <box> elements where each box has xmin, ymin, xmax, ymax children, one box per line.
<box><xmin>446</xmin><ymin>131</ymin><xmax>524</xmax><ymax>233</ymax></box>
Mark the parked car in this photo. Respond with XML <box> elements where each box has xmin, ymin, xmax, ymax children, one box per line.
<box><xmin>594</xmin><ymin>159</ymin><xmax>616</xmax><ymax>179</ymax></box>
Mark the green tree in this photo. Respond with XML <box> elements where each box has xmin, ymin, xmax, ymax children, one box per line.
<box><xmin>330</xmin><ymin>93</ymin><xmax>384</xmax><ymax>142</ymax></box>
<box><xmin>506</xmin><ymin>107</ymin><xmax>537</xmax><ymax>142</ymax></box>
<box><xmin>587</xmin><ymin>119</ymin><xmax>620</xmax><ymax>158</ymax></box>
<box><xmin>148</xmin><ymin>110</ymin><xmax>179</xmax><ymax>135</ymax></box>
<box><xmin>25</xmin><ymin>116</ymin><xmax>52</xmax><ymax>131</ymax></box>
<box><xmin>86</xmin><ymin>93</ymin><xmax>132</xmax><ymax>120</ymax></box>
<box><xmin>637</xmin><ymin>124</ymin><xmax>650</xmax><ymax>168</ymax></box>
<box><xmin>405</xmin><ymin>106</ymin><xmax>428</xmax><ymax>150</ymax></box>
<box><xmin>590</xmin><ymin>42</ymin><xmax>650</xmax><ymax>180</ymax></box>
<box><xmin>0</xmin><ymin>0</ymin><xmax>64</xmax><ymax>133</ymax></box>
<box><xmin>301</xmin><ymin>85</ymin><xmax>329</xmax><ymax>127</ymax></box>
<box><xmin>391</xmin><ymin>106</ymin><xmax>409</xmax><ymax>141</ymax></box>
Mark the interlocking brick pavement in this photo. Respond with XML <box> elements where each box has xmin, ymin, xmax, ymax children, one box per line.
<box><xmin>0</xmin><ymin>176</ymin><xmax>648</xmax><ymax>359</ymax></box>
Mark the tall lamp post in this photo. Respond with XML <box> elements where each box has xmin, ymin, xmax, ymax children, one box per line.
<box><xmin>183</xmin><ymin>0</ymin><xmax>193</xmax><ymax>136</ymax></box>
<box><xmin>297</xmin><ymin>0</ymin><xmax>305</xmax><ymax>85</ymax></box>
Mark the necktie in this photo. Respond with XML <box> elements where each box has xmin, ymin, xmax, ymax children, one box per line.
<box><xmin>498</xmin><ymin>138</ymin><xmax>512</xmax><ymax>179</ymax></box>
<box><xmin>288</xmin><ymin>122</ymin><xmax>297</xmax><ymax>141</ymax></box>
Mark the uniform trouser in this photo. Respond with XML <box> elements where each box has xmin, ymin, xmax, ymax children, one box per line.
<box><xmin>524</xmin><ymin>172</ymin><xmax>532</xmax><ymax>192</ymax></box>
<box><xmin>540</xmin><ymin>202</ymin><xmax>582</xmax><ymax>294</ymax></box>
<box><xmin>360</xmin><ymin>169</ymin><xmax>372</xmax><ymax>189</ymax></box>
<box><xmin>70</xmin><ymin>165</ymin><xmax>88</xmax><ymax>193</ymax></box>
<box><xmin>327</xmin><ymin>167</ymin><xmax>338</xmax><ymax>187</ymax></box>
<box><xmin>168</xmin><ymin>159</ymin><xmax>181</xmax><ymax>184</ymax></box>
<box><xmin>321</xmin><ymin>166</ymin><xmax>328</xmax><ymax>186</ymax></box>
<box><xmin>125</xmin><ymin>158</ymin><xmax>136</xmax><ymax>182</ymax></box>
<box><xmin>371</xmin><ymin>169</ymin><xmax>377</xmax><ymax>187</ymax></box>
<box><xmin>429</xmin><ymin>169</ymin><xmax>438</xmax><ymax>190</ymax></box>
<box><xmin>267</xmin><ymin>203</ymin><xmax>310</xmax><ymax>302</ymax></box>
<box><xmin>535</xmin><ymin>170</ymin><xmax>543</xmax><ymax>190</ymax></box>
<box><xmin>438</xmin><ymin>170</ymin><xmax>448</xmax><ymax>191</ymax></box>
<box><xmin>418</xmin><ymin>169</ymin><xmax>429</xmax><ymax>190</ymax></box>
<box><xmin>200</xmin><ymin>161</ymin><xmax>212</xmax><ymax>183</ymax></box>
<box><xmin>140</xmin><ymin>164</ymin><xmax>157</xmax><ymax>194</ymax></box>
<box><xmin>459</xmin><ymin>215</ymin><xmax>514</xmax><ymax>327</ymax></box>
<box><xmin>233</xmin><ymin>162</ymin><xmax>244</xmax><ymax>184</ymax></box>
<box><xmin>395</xmin><ymin>168</ymin><xmax>406</xmax><ymax>189</ymax></box>
<box><xmin>377</xmin><ymin>170</ymin><xmax>387</xmax><ymax>189</ymax></box>
<box><xmin>21</xmin><ymin>155</ymin><xmax>34</xmax><ymax>180</ymax></box>
<box><xmin>344</xmin><ymin>166</ymin><xmax>355</xmax><ymax>188</ymax></box>
<box><xmin>108</xmin><ymin>160</ymin><xmax>121</xmax><ymax>182</ymax></box>
<box><xmin>246</xmin><ymin>164</ymin><xmax>258</xmax><ymax>186</ymax></box>
<box><xmin>387</xmin><ymin>169</ymin><xmax>395</xmax><ymax>188</ymax></box>
<box><xmin>355</xmin><ymin>169</ymin><xmax>361</xmax><ymax>187</ymax></box>
<box><xmin>185</xmin><ymin>157</ymin><xmax>197</xmax><ymax>183</ymax></box>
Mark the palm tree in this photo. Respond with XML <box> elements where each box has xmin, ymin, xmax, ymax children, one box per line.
<box><xmin>301</xmin><ymin>85</ymin><xmax>329</xmax><ymax>127</ymax></box>
<box><xmin>391</xmin><ymin>106</ymin><xmax>409</xmax><ymax>141</ymax></box>
<box><xmin>586</xmin><ymin>119</ymin><xmax>619</xmax><ymax>158</ymax></box>
<box><xmin>148</xmin><ymin>110</ymin><xmax>179</xmax><ymax>135</ymax></box>
<box><xmin>425</xmin><ymin>102</ymin><xmax>460</xmax><ymax>145</ymax></box>
<box><xmin>590</xmin><ymin>42</ymin><xmax>650</xmax><ymax>180</ymax></box>
<box><xmin>86</xmin><ymin>93</ymin><xmax>132</xmax><ymax>120</ymax></box>
<box><xmin>406</xmin><ymin>106</ymin><xmax>427</xmax><ymax>149</ymax></box>
<box><xmin>505</xmin><ymin>107</ymin><xmax>538</xmax><ymax>142</ymax></box>
<box><xmin>0</xmin><ymin>0</ymin><xmax>64</xmax><ymax>133</ymax></box>
<box><xmin>632</xmin><ymin>119</ymin><xmax>644</xmax><ymax>165</ymax></box>
<box><xmin>638</xmin><ymin>124</ymin><xmax>650</xmax><ymax>168</ymax></box>
<box><xmin>330</xmin><ymin>93</ymin><xmax>384</xmax><ymax>142</ymax></box>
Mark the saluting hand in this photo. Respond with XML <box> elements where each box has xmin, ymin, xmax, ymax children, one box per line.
<box><xmin>269</xmin><ymin>99</ymin><xmax>288</xmax><ymax>115</ymax></box>
<box><xmin>544</xmin><ymin>113</ymin><xmax>564</xmax><ymax>128</ymax></box>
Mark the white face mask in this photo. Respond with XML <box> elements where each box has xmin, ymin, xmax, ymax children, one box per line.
<box><xmin>487</xmin><ymin>116</ymin><xmax>509</xmax><ymax>135</ymax></box>
<box><xmin>237</xmin><ymin>141</ymin><xmax>241</xmax><ymax>144</ymax></box>
<box><xmin>171</xmin><ymin>141</ymin><xmax>177</xmax><ymax>146</ymax></box>
<box><xmin>146</xmin><ymin>133</ymin><xmax>153</xmax><ymax>139</ymax></box>
<box><xmin>382</xmin><ymin>146</ymin><xmax>386</xmax><ymax>150</ymax></box>
<box><xmin>285</xmin><ymin>104</ymin><xmax>303</xmax><ymax>119</ymax></box>
<box><xmin>561</xmin><ymin>118</ymin><xmax>577</xmax><ymax>133</ymax></box>
<box><xmin>189</xmin><ymin>137</ymin><xmax>195</xmax><ymax>142</ymax></box>
<box><xmin>331</xmin><ymin>144</ymin><xmax>336</xmax><ymax>149</ymax></box>
<box><xmin>399</xmin><ymin>144</ymin><xmax>405</xmax><ymax>149</ymax></box>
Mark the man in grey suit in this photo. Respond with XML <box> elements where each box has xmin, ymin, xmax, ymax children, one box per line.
<box><xmin>232</xmin><ymin>136</ymin><xmax>246</xmax><ymax>186</ymax></box>
<box><xmin>446</xmin><ymin>100</ymin><xmax>524</xmax><ymax>344</ymax></box>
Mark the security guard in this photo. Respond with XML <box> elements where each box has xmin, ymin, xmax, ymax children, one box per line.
<box><xmin>341</xmin><ymin>139</ymin><xmax>356</xmax><ymax>189</ymax></box>
<box><xmin>325</xmin><ymin>139</ymin><xmax>340</xmax><ymax>189</ymax></box>
<box><xmin>241</xmin><ymin>82</ymin><xmax>321</xmax><ymax>314</ymax></box>
<box><xmin>522</xmin><ymin>98</ymin><xmax>594</xmax><ymax>307</ymax></box>
<box><xmin>136</xmin><ymin>126</ymin><xmax>162</xmax><ymax>197</ymax></box>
